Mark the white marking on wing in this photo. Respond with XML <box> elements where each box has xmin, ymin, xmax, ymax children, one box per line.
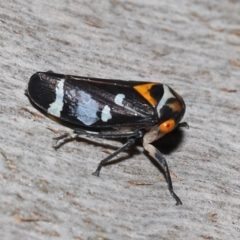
<box><xmin>101</xmin><ymin>105</ymin><xmax>112</xmax><ymax>122</ymax></box>
<box><xmin>48</xmin><ymin>79</ymin><xmax>65</xmax><ymax>117</ymax></box>
<box><xmin>114</xmin><ymin>93</ymin><xmax>141</xmax><ymax>116</ymax></box>
<box><xmin>67</xmin><ymin>89</ymin><xmax>99</xmax><ymax>125</ymax></box>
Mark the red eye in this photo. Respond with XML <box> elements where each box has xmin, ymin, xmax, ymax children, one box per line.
<box><xmin>159</xmin><ymin>119</ymin><xmax>176</xmax><ymax>133</ymax></box>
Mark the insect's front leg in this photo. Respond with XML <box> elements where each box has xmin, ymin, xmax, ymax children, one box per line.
<box><xmin>143</xmin><ymin>142</ymin><xmax>182</xmax><ymax>205</ymax></box>
<box><xmin>177</xmin><ymin>122</ymin><xmax>189</xmax><ymax>129</ymax></box>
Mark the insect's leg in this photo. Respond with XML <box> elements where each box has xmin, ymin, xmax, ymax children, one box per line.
<box><xmin>143</xmin><ymin>142</ymin><xmax>182</xmax><ymax>205</ymax></box>
<box><xmin>52</xmin><ymin>131</ymin><xmax>77</xmax><ymax>148</ymax></box>
<box><xmin>178</xmin><ymin>122</ymin><xmax>189</xmax><ymax>129</ymax></box>
<box><xmin>93</xmin><ymin>137</ymin><xmax>137</xmax><ymax>177</ymax></box>
<box><xmin>53</xmin><ymin>129</ymin><xmax>143</xmax><ymax>148</ymax></box>
<box><xmin>53</xmin><ymin>127</ymin><xmax>135</xmax><ymax>144</ymax></box>
<box><xmin>53</xmin><ymin>133</ymin><xmax>71</xmax><ymax>141</ymax></box>
<box><xmin>74</xmin><ymin>128</ymin><xmax>143</xmax><ymax>139</ymax></box>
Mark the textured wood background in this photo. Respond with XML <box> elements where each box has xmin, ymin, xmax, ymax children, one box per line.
<box><xmin>1</xmin><ymin>0</ymin><xmax>240</xmax><ymax>239</ymax></box>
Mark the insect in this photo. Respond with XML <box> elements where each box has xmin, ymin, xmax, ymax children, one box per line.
<box><xmin>27</xmin><ymin>71</ymin><xmax>188</xmax><ymax>205</ymax></box>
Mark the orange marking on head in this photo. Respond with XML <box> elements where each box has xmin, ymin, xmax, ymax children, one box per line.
<box><xmin>134</xmin><ymin>83</ymin><xmax>157</xmax><ymax>107</ymax></box>
<box><xmin>168</xmin><ymin>101</ymin><xmax>182</xmax><ymax>112</ymax></box>
<box><xmin>159</xmin><ymin>119</ymin><xmax>176</xmax><ymax>133</ymax></box>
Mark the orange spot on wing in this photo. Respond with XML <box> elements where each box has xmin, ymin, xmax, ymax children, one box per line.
<box><xmin>134</xmin><ymin>83</ymin><xmax>157</xmax><ymax>107</ymax></box>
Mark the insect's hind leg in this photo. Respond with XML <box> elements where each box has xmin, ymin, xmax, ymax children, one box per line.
<box><xmin>52</xmin><ymin>131</ymin><xmax>78</xmax><ymax>148</ymax></box>
<box><xmin>52</xmin><ymin>128</ymin><xmax>136</xmax><ymax>147</ymax></box>
<box><xmin>74</xmin><ymin>128</ymin><xmax>144</xmax><ymax>139</ymax></box>
<box><xmin>92</xmin><ymin>137</ymin><xmax>137</xmax><ymax>177</ymax></box>
<box><xmin>54</xmin><ymin>128</ymin><xmax>144</xmax><ymax>176</ymax></box>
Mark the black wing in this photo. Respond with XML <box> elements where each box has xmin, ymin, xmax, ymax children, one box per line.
<box><xmin>27</xmin><ymin>72</ymin><xmax>160</xmax><ymax>128</ymax></box>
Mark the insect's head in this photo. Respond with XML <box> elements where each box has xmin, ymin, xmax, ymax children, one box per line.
<box><xmin>156</xmin><ymin>84</ymin><xmax>186</xmax><ymax>138</ymax></box>
<box><xmin>136</xmin><ymin>83</ymin><xmax>186</xmax><ymax>144</ymax></box>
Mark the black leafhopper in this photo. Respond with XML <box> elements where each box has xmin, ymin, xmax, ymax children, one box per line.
<box><xmin>27</xmin><ymin>71</ymin><xmax>188</xmax><ymax>205</ymax></box>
